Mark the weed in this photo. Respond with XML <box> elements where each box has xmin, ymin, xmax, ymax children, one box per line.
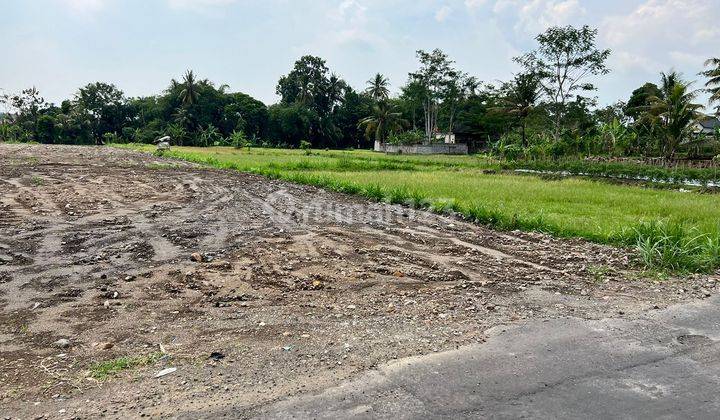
<box><xmin>587</xmin><ymin>265</ymin><xmax>611</xmax><ymax>283</ymax></box>
<box><xmin>361</xmin><ymin>184</ymin><xmax>385</xmax><ymax>201</ymax></box>
<box><xmin>30</xmin><ymin>176</ymin><xmax>44</xmax><ymax>186</ymax></box>
<box><xmin>388</xmin><ymin>186</ymin><xmax>411</xmax><ymax>205</ymax></box>
<box><xmin>627</xmin><ymin>221</ymin><xmax>720</xmax><ymax>272</ymax></box>
<box><xmin>89</xmin><ymin>352</ymin><xmax>164</xmax><ymax>380</ymax></box>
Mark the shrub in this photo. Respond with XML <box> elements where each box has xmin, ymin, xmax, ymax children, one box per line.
<box><xmin>230</xmin><ymin>130</ymin><xmax>249</xmax><ymax>149</ymax></box>
<box><xmin>388</xmin><ymin>130</ymin><xmax>425</xmax><ymax>145</ymax></box>
<box><xmin>300</xmin><ymin>140</ymin><xmax>312</xmax><ymax>155</ymax></box>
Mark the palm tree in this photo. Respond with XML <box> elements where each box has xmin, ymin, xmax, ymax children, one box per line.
<box><xmin>358</xmin><ymin>101</ymin><xmax>406</xmax><ymax>143</ymax></box>
<box><xmin>327</xmin><ymin>73</ymin><xmax>347</xmax><ymax>111</ymax></box>
<box><xmin>179</xmin><ymin>70</ymin><xmax>200</xmax><ymax>107</ymax></box>
<box><xmin>501</xmin><ymin>72</ymin><xmax>541</xmax><ymax>147</ymax></box>
<box><xmin>660</xmin><ymin>71</ymin><xmax>681</xmax><ymax>98</ymax></box>
<box><xmin>701</xmin><ymin>58</ymin><xmax>720</xmax><ymax>115</ymax></box>
<box><xmin>647</xmin><ymin>76</ymin><xmax>704</xmax><ymax>158</ymax></box>
<box><xmin>365</xmin><ymin>73</ymin><xmax>390</xmax><ymax>102</ymax></box>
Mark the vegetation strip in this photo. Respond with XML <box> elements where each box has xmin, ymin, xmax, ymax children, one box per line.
<box><xmin>115</xmin><ymin>144</ymin><xmax>720</xmax><ymax>273</ymax></box>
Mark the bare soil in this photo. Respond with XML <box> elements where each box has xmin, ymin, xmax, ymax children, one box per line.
<box><xmin>1</xmin><ymin>144</ymin><xmax>717</xmax><ymax>419</ymax></box>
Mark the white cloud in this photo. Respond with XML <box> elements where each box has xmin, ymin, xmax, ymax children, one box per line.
<box><xmin>322</xmin><ymin>0</ymin><xmax>389</xmax><ymax>50</ymax></box>
<box><xmin>329</xmin><ymin>0</ymin><xmax>368</xmax><ymax>26</ymax></box>
<box><xmin>435</xmin><ymin>5</ymin><xmax>452</xmax><ymax>22</ymax></box>
<box><xmin>480</xmin><ymin>0</ymin><xmax>585</xmax><ymax>34</ymax></box>
<box><xmin>494</xmin><ymin>0</ymin><xmax>585</xmax><ymax>34</ymax></box>
<box><xmin>601</xmin><ymin>0</ymin><xmax>720</xmax><ymax>74</ymax></box>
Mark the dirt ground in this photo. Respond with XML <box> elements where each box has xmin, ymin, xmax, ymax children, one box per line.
<box><xmin>1</xmin><ymin>144</ymin><xmax>717</xmax><ymax>419</ymax></box>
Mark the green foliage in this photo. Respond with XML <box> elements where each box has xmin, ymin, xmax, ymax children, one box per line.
<box><xmin>2</xmin><ymin>32</ymin><xmax>718</xmax><ymax>160</ymax></box>
<box><xmin>646</xmin><ymin>73</ymin><xmax>704</xmax><ymax>158</ymax></box>
<box><xmin>366</xmin><ymin>73</ymin><xmax>390</xmax><ymax>101</ymax></box>
<box><xmin>102</xmin><ymin>132</ymin><xmax>119</xmax><ymax>144</ymax></box>
<box><xmin>387</xmin><ymin>130</ymin><xmax>425</xmax><ymax>145</ymax></box>
<box><xmin>300</xmin><ymin>140</ymin><xmax>312</xmax><ymax>155</ymax></box>
<box><xmin>515</xmin><ymin>25</ymin><xmax>611</xmax><ymax>141</ymax></box>
<box><xmin>230</xmin><ymin>130</ymin><xmax>249</xmax><ymax>149</ymax></box>
<box><xmin>701</xmin><ymin>58</ymin><xmax>720</xmax><ymax>115</ymax></box>
<box><xmin>89</xmin><ymin>352</ymin><xmax>164</xmax><ymax>380</ymax></box>
<box><xmin>199</xmin><ymin>124</ymin><xmax>222</xmax><ymax>147</ymax></box>
<box><xmin>358</xmin><ymin>101</ymin><xmax>407</xmax><ymax>143</ymax></box>
<box><xmin>627</xmin><ymin>222</ymin><xmax>720</xmax><ymax>272</ymax></box>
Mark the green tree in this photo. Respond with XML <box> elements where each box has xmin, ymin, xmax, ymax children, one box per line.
<box><xmin>1</xmin><ymin>87</ymin><xmax>46</xmax><ymax>140</ymax></box>
<box><xmin>365</xmin><ymin>73</ymin><xmax>390</xmax><ymax>102</ymax></box>
<box><xmin>267</xmin><ymin>103</ymin><xmax>315</xmax><ymax>147</ymax></box>
<box><xmin>701</xmin><ymin>58</ymin><xmax>720</xmax><ymax>115</ymax></box>
<box><xmin>409</xmin><ymin>49</ymin><xmax>457</xmax><ymax>141</ymax></box>
<box><xmin>625</xmin><ymin>83</ymin><xmax>662</xmax><ymax>121</ymax></box>
<box><xmin>35</xmin><ymin>114</ymin><xmax>58</xmax><ymax>144</ymax></box>
<box><xmin>515</xmin><ymin>25</ymin><xmax>611</xmax><ymax>141</ymax></box>
<box><xmin>500</xmin><ymin>73</ymin><xmax>541</xmax><ymax>146</ymax></box>
<box><xmin>165</xmin><ymin>123</ymin><xmax>187</xmax><ymax>146</ymax></box>
<box><xmin>333</xmin><ymin>87</ymin><xmax>374</xmax><ymax>148</ymax></box>
<box><xmin>442</xmin><ymin>73</ymin><xmax>474</xmax><ymax>134</ymax></box>
<box><xmin>277</xmin><ymin>56</ymin><xmax>334</xmax><ymax>114</ymax></box>
<box><xmin>647</xmin><ymin>73</ymin><xmax>704</xmax><ymax>158</ymax></box>
<box><xmin>398</xmin><ymin>80</ymin><xmax>426</xmax><ymax>130</ymax></box>
<box><xmin>178</xmin><ymin>70</ymin><xmax>200</xmax><ymax>107</ymax></box>
<box><xmin>358</xmin><ymin>101</ymin><xmax>407</xmax><ymax>143</ymax></box>
<box><xmin>74</xmin><ymin>82</ymin><xmax>127</xmax><ymax>143</ymax></box>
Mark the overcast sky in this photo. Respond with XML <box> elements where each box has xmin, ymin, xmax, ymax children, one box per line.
<box><xmin>1</xmin><ymin>0</ymin><xmax>718</xmax><ymax>108</ymax></box>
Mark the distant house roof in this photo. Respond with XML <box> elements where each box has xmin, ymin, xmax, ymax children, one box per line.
<box><xmin>698</xmin><ymin>117</ymin><xmax>720</xmax><ymax>130</ymax></box>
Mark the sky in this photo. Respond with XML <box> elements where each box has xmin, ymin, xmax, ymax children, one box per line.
<box><xmin>1</xmin><ymin>0</ymin><xmax>718</xmax><ymax>108</ymax></box>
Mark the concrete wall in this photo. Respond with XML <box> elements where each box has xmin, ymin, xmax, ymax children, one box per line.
<box><xmin>374</xmin><ymin>141</ymin><xmax>468</xmax><ymax>155</ymax></box>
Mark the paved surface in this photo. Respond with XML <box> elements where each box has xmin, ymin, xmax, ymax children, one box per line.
<box><xmin>255</xmin><ymin>297</ymin><xmax>720</xmax><ymax>419</ymax></box>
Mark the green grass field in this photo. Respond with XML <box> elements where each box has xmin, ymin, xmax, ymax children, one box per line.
<box><xmin>115</xmin><ymin>144</ymin><xmax>720</xmax><ymax>272</ymax></box>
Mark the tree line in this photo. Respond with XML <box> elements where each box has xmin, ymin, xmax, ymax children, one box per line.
<box><xmin>2</xmin><ymin>25</ymin><xmax>719</xmax><ymax>159</ymax></box>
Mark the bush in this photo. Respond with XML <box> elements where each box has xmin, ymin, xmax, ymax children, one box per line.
<box><xmin>387</xmin><ymin>130</ymin><xmax>425</xmax><ymax>145</ymax></box>
<box><xmin>230</xmin><ymin>130</ymin><xmax>249</xmax><ymax>149</ymax></box>
<box><xmin>300</xmin><ymin>140</ymin><xmax>312</xmax><ymax>155</ymax></box>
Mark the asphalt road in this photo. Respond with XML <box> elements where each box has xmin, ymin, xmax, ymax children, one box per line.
<box><xmin>255</xmin><ymin>296</ymin><xmax>720</xmax><ymax>419</ymax></box>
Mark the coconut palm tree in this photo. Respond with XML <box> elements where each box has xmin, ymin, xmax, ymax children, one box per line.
<box><xmin>701</xmin><ymin>58</ymin><xmax>720</xmax><ymax>115</ymax></box>
<box><xmin>647</xmin><ymin>76</ymin><xmax>704</xmax><ymax>158</ymax></box>
<box><xmin>327</xmin><ymin>73</ymin><xmax>347</xmax><ymax>112</ymax></box>
<box><xmin>660</xmin><ymin>71</ymin><xmax>681</xmax><ymax>98</ymax></box>
<box><xmin>501</xmin><ymin>72</ymin><xmax>541</xmax><ymax>147</ymax></box>
<box><xmin>358</xmin><ymin>101</ymin><xmax>406</xmax><ymax>143</ymax></box>
<box><xmin>365</xmin><ymin>73</ymin><xmax>390</xmax><ymax>102</ymax></box>
<box><xmin>179</xmin><ymin>70</ymin><xmax>200</xmax><ymax>107</ymax></box>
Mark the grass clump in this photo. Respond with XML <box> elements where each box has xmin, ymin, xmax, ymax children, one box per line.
<box><xmin>361</xmin><ymin>184</ymin><xmax>385</xmax><ymax>201</ymax></box>
<box><xmin>89</xmin><ymin>352</ymin><xmax>164</xmax><ymax>380</ymax></box>
<box><xmin>627</xmin><ymin>221</ymin><xmax>720</xmax><ymax>272</ymax></box>
<box><xmin>30</xmin><ymin>176</ymin><xmax>44</xmax><ymax>186</ymax></box>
